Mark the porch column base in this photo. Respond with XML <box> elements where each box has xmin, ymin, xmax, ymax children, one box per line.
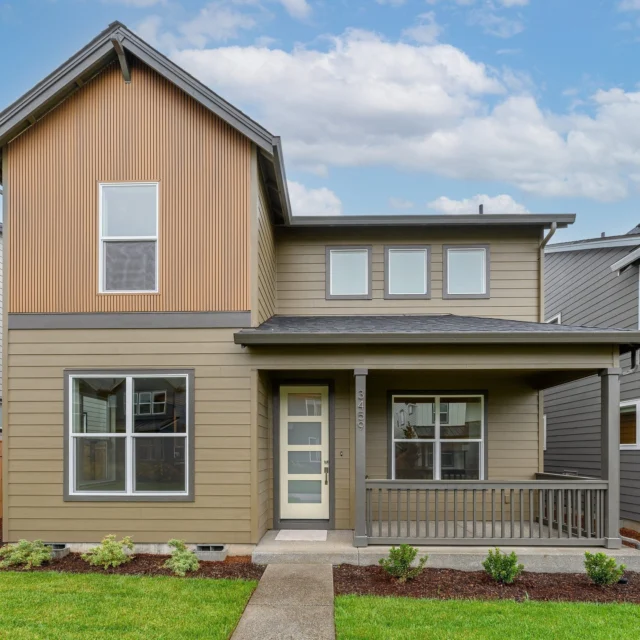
<box><xmin>604</xmin><ymin>537</ymin><xmax>623</xmax><ymax>550</ymax></box>
<box><xmin>353</xmin><ymin>535</ymin><xmax>369</xmax><ymax>548</ymax></box>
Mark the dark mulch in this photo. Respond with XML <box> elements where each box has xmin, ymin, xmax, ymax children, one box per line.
<box><xmin>622</xmin><ymin>528</ymin><xmax>640</xmax><ymax>545</ymax></box>
<box><xmin>334</xmin><ymin>565</ymin><xmax>640</xmax><ymax>603</ymax></box>
<box><xmin>2</xmin><ymin>553</ymin><xmax>264</xmax><ymax>581</ymax></box>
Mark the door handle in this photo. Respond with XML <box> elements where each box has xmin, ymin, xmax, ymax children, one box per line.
<box><xmin>324</xmin><ymin>460</ymin><xmax>329</xmax><ymax>485</ymax></box>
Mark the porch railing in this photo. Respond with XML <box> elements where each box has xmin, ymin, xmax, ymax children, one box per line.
<box><xmin>365</xmin><ymin>479</ymin><xmax>608</xmax><ymax>546</ymax></box>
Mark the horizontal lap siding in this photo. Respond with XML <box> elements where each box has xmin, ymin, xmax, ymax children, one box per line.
<box><xmin>366</xmin><ymin>372</ymin><xmax>540</xmax><ymax>482</ymax></box>
<box><xmin>256</xmin><ymin>371</ymin><xmax>272</xmax><ymax>537</ymax></box>
<box><xmin>6</xmin><ymin>328</ymin><xmax>253</xmax><ymax>544</ymax></box>
<box><xmin>276</xmin><ymin>227</ymin><xmax>540</xmax><ymax>319</ymax></box>
<box><xmin>6</xmin><ymin>60</ymin><xmax>250</xmax><ymax>314</ymax></box>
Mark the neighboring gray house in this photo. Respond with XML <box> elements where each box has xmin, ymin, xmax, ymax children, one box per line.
<box><xmin>544</xmin><ymin>225</ymin><xmax>640</xmax><ymax>531</ymax></box>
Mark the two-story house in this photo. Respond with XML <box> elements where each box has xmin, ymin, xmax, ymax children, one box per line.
<box><xmin>1</xmin><ymin>22</ymin><xmax>638</xmax><ymax>552</ymax></box>
<box><xmin>545</xmin><ymin>226</ymin><xmax>640</xmax><ymax>533</ymax></box>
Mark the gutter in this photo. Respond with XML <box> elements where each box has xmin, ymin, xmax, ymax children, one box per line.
<box><xmin>540</xmin><ymin>222</ymin><xmax>557</xmax><ymax>248</ymax></box>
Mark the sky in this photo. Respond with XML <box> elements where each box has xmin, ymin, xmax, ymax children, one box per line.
<box><xmin>2</xmin><ymin>1</ymin><xmax>640</xmax><ymax>241</ymax></box>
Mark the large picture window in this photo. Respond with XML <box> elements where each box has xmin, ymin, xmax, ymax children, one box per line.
<box><xmin>391</xmin><ymin>394</ymin><xmax>484</xmax><ymax>480</ymax></box>
<box><xmin>67</xmin><ymin>371</ymin><xmax>192</xmax><ymax>499</ymax></box>
<box><xmin>99</xmin><ymin>183</ymin><xmax>159</xmax><ymax>293</ymax></box>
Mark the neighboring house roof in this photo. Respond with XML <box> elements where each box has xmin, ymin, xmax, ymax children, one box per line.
<box><xmin>234</xmin><ymin>313</ymin><xmax>640</xmax><ymax>348</ymax></box>
<box><xmin>0</xmin><ymin>21</ymin><xmax>293</xmax><ymax>223</ymax></box>
<box><xmin>610</xmin><ymin>246</ymin><xmax>640</xmax><ymax>274</ymax></box>
<box><xmin>546</xmin><ymin>223</ymin><xmax>640</xmax><ymax>253</ymax></box>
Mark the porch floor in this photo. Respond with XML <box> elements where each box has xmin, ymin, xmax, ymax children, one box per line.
<box><xmin>252</xmin><ymin>530</ymin><xmax>640</xmax><ymax>573</ymax></box>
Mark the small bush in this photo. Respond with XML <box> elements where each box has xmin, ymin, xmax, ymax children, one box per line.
<box><xmin>0</xmin><ymin>539</ymin><xmax>52</xmax><ymax>570</ymax></box>
<box><xmin>482</xmin><ymin>548</ymin><xmax>524</xmax><ymax>584</ymax></box>
<box><xmin>379</xmin><ymin>544</ymin><xmax>427</xmax><ymax>583</ymax></box>
<box><xmin>164</xmin><ymin>539</ymin><xmax>200</xmax><ymax>577</ymax></box>
<box><xmin>584</xmin><ymin>552</ymin><xmax>625</xmax><ymax>586</ymax></box>
<box><xmin>82</xmin><ymin>535</ymin><xmax>134</xmax><ymax>569</ymax></box>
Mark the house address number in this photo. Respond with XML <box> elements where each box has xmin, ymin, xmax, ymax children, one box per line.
<box><xmin>357</xmin><ymin>388</ymin><xmax>366</xmax><ymax>430</ymax></box>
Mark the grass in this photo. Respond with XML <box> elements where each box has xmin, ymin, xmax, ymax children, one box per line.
<box><xmin>0</xmin><ymin>571</ymin><xmax>257</xmax><ymax>640</ymax></box>
<box><xmin>335</xmin><ymin>595</ymin><xmax>640</xmax><ymax>640</ymax></box>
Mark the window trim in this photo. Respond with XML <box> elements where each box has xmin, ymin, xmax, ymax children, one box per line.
<box><xmin>98</xmin><ymin>182</ymin><xmax>160</xmax><ymax>295</ymax></box>
<box><xmin>443</xmin><ymin>245</ymin><xmax>490</xmax><ymax>299</ymax></box>
<box><xmin>620</xmin><ymin>398</ymin><xmax>640</xmax><ymax>451</ymax></box>
<box><xmin>384</xmin><ymin>245</ymin><xmax>431</xmax><ymax>299</ymax></box>
<box><xmin>546</xmin><ymin>313</ymin><xmax>562</xmax><ymax>324</ymax></box>
<box><xmin>325</xmin><ymin>246</ymin><xmax>373</xmax><ymax>300</ymax></box>
<box><xmin>388</xmin><ymin>391</ymin><xmax>487</xmax><ymax>480</ymax></box>
<box><xmin>64</xmin><ymin>369</ymin><xmax>195</xmax><ymax>502</ymax></box>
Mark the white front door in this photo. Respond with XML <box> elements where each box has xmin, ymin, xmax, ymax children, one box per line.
<box><xmin>279</xmin><ymin>386</ymin><xmax>330</xmax><ymax>521</ymax></box>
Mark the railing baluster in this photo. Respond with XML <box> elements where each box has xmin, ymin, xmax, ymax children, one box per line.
<box><xmin>435</xmin><ymin>489</ymin><xmax>439</xmax><ymax>538</ymax></box>
<box><xmin>377</xmin><ymin>488</ymin><xmax>381</xmax><ymax>538</ymax></box>
<box><xmin>387</xmin><ymin>489</ymin><xmax>391</xmax><ymax>538</ymax></box>
<box><xmin>519</xmin><ymin>489</ymin><xmax>524</xmax><ymax>538</ymax></box>
<box><xmin>396</xmin><ymin>489</ymin><xmax>400</xmax><ymax>539</ymax></box>
<box><xmin>586</xmin><ymin>489</ymin><xmax>591</xmax><ymax>539</ymax></box>
<box><xmin>596</xmin><ymin>491</ymin><xmax>601</xmax><ymax>539</ymax></box>
<box><xmin>406</xmin><ymin>489</ymin><xmax>410</xmax><ymax>538</ymax></box>
<box><xmin>415</xmin><ymin>489</ymin><xmax>420</xmax><ymax>538</ymax></box>
<box><xmin>473</xmin><ymin>489</ymin><xmax>477</xmax><ymax>538</ymax></box>
<box><xmin>537</xmin><ymin>489</ymin><xmax>543</xmax><ymax>538</ymax></box>
<box><xmin>482</xmin><ymin>489</ymin><xmax>486</xmax><ymax>538</ymax></box>
<box><xmin>577</xmin><ymin>489</ymin><xmax>582</xmax><ymax>539</ymax></box>
<box><xmin>547</xmin><ymin>489</ymin><xmax>553</xmax><ymax>538</ymax></box>
<box><xmin>425</xmin><ymin>489</ymin><xmax>430</xmax><ymax>538</ymax></box>
<box><xmin>558</xmin><ymin>490</ymin><xmax>563</xmax><ymax>539</ymax></box>
<box><xmin>454</xmin><ymin>489</ymin><xmax>458</xmax><ymax>538</ymax></box>
<box><xmin>501</xmin><ymin>489</ymin><xmax>505</xmax><ymax>539</ymax></box>
<box><xmin>510</xmin><ymin>489</ymin><xmax>515</xmax><ymax>538</ymax></box>
<box><xmin>445</xmin><ymin>489</ymin><xmax>449</xmax><ymax>538</ymax></box>
<box><xmin>491</xmin><ymin>489</ymin><xmax>496</xmax><ymax>538</ymax></box>
<box><xmin>567</xmin><ymin>490</ymin><xmax>572</xmax><ymax>539</ymax></box>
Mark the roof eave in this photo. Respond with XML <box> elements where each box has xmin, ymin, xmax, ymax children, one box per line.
<box><xmin>610</xmin><ymin>246</ymin><xmax>640</xmax><ymax>274</ymax></box>
<box><xmin>234</xmin><ymin>330</ymin><xmax>640</xmax><ymax>348</ymax></box>
<box><xmin>286</xmin><ymin>214</ymin><xmax>576</xmax><ymax>228</ymax></box>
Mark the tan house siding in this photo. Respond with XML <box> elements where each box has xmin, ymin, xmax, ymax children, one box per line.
<box><xmin>256</xmin><ymin>178</ymin><xmax>276</xmax><ymax>324</ymax></box>
<box><xmin>256</xmin><ymin>370</ymin><xmax>272</xmax><ymax>538</ymax></box>
<box><xmin>276</xmin><ymin>227</ymin><xmax>541</xmax><ymax>320</ymax></box>
<box><xmin>365</xmin><ymin>372</ymin><xmax>540</xmax><ymax>482</ymax></box>
<box><xmin>5</xmin><ymin>328</ymin><xmax>253</xmax><ymax>543</ymax></box>
<box><xmin>6</xmin><ymin>60</ymin><xmax>251</xmax><ymax>314</ymax></box>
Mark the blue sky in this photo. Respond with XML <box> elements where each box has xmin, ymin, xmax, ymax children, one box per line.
<box><xmin>2</xmin><ymin>1</ymin><xmax>640</xmax><ymax>241</ymax></box>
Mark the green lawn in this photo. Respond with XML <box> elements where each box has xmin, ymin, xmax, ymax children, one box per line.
<box><xmin>335</xmin><ymin>595</ymin><xmax>640</xmax><ymax>640</ymax></box>
<box><xmin>0</xmin><ymin>572</ymin><xmax>257</xmax><ymax>640</ymax></box>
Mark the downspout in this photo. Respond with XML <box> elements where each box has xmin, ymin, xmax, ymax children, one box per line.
<box><xmin>538</xmin><ymin>222</ymin><xmax>557</xmax><ymax>322</ymax></box>
<box><xmin>622</xmin><ymin>347</ymin><xmax>639</xmax><ymax>376</ymax></box>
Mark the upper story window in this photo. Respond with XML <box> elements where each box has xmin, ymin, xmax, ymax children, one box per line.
<box><xmin>385</xmin><ymin>246</ymin><xmax>431</xmax><ymax>299</ymax></box>
<box><xmin>99</xmin><ymin>183</ymin><xmax>159</xmax><ymax>293</ymax></box>
<box><xmin>444</xmin><ymin>245</ymin><xmax>490</xmax><ymax>299</ymax></box>
<box><xmin>325</xmin><ymin>246</ymin><xmax>372</xmax><ymax>300</ymax></box>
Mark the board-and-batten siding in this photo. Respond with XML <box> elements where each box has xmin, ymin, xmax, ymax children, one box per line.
<box><xmin>366</xmin><ymin>373</ymin><xmax>541</xmax><ymax>481</ymax></box>
<box><xmin>276</xmin><ymin>227</ymin><xmax>541</xmax><ymax>319</ymax></box>
<box><xmin>544</xmin><ymin>248</ymin><xmax>640</xmax><ymax>525</ymax></box>
<box><xmin>6</xmin><ymin>59</ymin><xmax>251</xmax><ymax>314</ymax></box>
<box><xmin>256</xmin><ymin>180</ymin><xmax>276</xmax><ymax>324</ymax></box>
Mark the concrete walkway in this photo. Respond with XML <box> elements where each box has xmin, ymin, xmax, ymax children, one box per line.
<box><xmin>232</xmin><ymin>564</ymin><xmax>335</xmax><ymax>640</ymax></box>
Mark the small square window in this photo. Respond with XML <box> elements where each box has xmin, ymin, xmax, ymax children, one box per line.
<box><xmin>445</xmin><ymin>246</ymin><xmax>489</xmax><ymax>297</ymax></box>
<box><xmin>621</xmin><ymin>402</ymin><xmax>639</xmax><ymax>448</ymax></box>
<box><xmin>385</xmin><ymin>247</ymin><xmax>430</xmax><ymax>298</ymax></box>
<box><xmin>326</xmin><ymin>247</ymin><xmax>371</xmax><ymax>299</ymax></box>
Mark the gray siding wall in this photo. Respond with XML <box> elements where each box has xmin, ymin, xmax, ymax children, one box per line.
<box><xmin>544</xmin><ymin>247</ymin><xmax>640</xmax><ymax>525</ymax></box>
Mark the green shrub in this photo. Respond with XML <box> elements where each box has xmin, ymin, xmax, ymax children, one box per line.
<box><xmin>0</xmin><ymin>539</ymin><xmax>52</xmax><ymax>570</ymax></box>
<box><xmin>82</xmin><ymin>535</ymin><xmax>134</xmax><ymax>569</ymax></box>
<box><xmin>482</xmin><ymin>548</ymin><xmax>524</xmax><ymax>584</ymax></box>
<box><xmin>163</xmin><ymin>539</ymin><xmax>200</xmax><ymax>577</ymax></box>
<box><xmin>584</xmin><ymin>552</ymin><xmax>625</xmax><ymax>586</ymax></box>
<box><xmin>379</xmin><ymin>544</ymin><xmax>427</xmax><ymax>583</ymax></box>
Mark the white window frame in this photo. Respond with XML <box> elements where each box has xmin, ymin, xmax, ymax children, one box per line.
<box><xmin>444</xmin><ymin>246</ymin><xmax>489</xmax><ymax>298</ymax></box>
<box><xmin>385</xmin><ymin>246</ymin><xmax>431</xmax><ymax>299</ymax></box>
<box><xmin>391</xmin><ymin>394</ymin><xmax>485</xmax><ymax>480</ymax></box>
<box><xmin>68</xmin><ymin>373</ymin><xmax>189</xmax><ymax>497</ymax></box>
<box><xmin>620</xmin><ymin>398</ymin><xmax>640</xmax><ymax>451</ymax></box>
<box><xmin>98</xmin><ymin>182</ymin><xmax>160</xmax><ymax>294</ymax></box>
<box><xmin>546</xmin><ymin>313</ymin><xmax>562</xmax><ymax>324</ymax></box>
<box><xmin>326</xmin><ymin>246</ymin><xmax>372</xmax><ymax>300</ymax></box>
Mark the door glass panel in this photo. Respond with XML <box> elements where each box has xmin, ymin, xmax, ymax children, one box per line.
<box><xmin>439</xmin><ymin>397</ymin><xmax>482</xmax><ymax>439</ymax></box>
<box><xmin>392</xmin><ymin>397</ymin><xmax>435</xmax><ymax>439</ymax></box>
<box><xmin>288</xmin><ymin>393</ymin><xmax>322</xmax><ymax>416</ymax></box>
<box><xmin>440</xmin><ymin>442</ymin><xmax>480</xmax><ymax>479</ymax></box>
<box><xmin>288</xmin><ymin>451</ymin><xmax>322</xmax><ymax>475</ymax></box>
<box><xmin>395</xmin><ymin>442</ymin><xmax>434</xmax><ymax>479</ymax></box>
<box><xmin>288</xmin><ymin>480</ymin><xmax>322</xmax><ymax>504</ymax></box>
<box><xmin>288</xmin><ymin>421</ymin><xmax>322</xmax><ymax>445</ymax></box>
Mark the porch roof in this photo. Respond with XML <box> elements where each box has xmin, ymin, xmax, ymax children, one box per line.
<box><xmin>234</xmin><ymin>314</ymin><xmax>640</xmax><ymax>350</ymax></box>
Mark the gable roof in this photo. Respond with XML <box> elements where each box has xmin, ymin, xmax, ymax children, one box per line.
<box><xmin>546</xmin><ymin>223</ymin><xmax>640</xmax><ymax>254</ymax></box>
<box><xmin>0</xmin><ymin>21</ymin><xmax>292</xmax><ymax>223</ymax></box>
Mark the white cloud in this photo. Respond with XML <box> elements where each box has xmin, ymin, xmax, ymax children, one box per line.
<box><xmin>104</xmin><ymin>0</ymin><xmax>167</xmax><ymax>6</ymax></box>
<box><xmin>389</xmin><ymin>197</ymin><xmax>415</xmax><ymax>210</ymax></box>
<box><xmin>278</xmin><ymin>0</ymin><xmax>312</xmax><ymax>19</ymax></box>
<box><xmin>428</xmin><ymin>194</ymin><xmax>529</xmax><ymax>214</ymax></box>
<box><xmin>618</xmin><ymin>0</ymin><xmax>640</xmax><ymax>10</ymax></box>
<box><xmin>166</xmin><ymin>28</ymin><xmax>640</xmax><ymax>202</ymax></box>
<box><xmin>288</xmin><ymin>181</ymin><xmax>343</xmax><ymax>216</ymax></box>
<box><xmin>402</xmin><ymin>12</ymin><xmax>442</xmax><ymax>45</ymax></box>
<box><xmin>469</xmin><ymin>8</ymin><xmax>524</xmax><ymax>38</ymax></box>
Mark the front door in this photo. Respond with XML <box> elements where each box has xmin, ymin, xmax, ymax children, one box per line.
<box><xmin>279</xmin><ymin>386</ymin><xmax>330</xmax><ymax>521</ymax></box>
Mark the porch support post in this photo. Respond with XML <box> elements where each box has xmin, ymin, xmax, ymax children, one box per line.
<box><xmin>600</xmin><ymin>368</ymin><xmax>622</xmax><ymax>549</ymax></box>
<box><xmin>354</xmin><ymin>368</ymin><xmax>368</xmax><ymax>547</ymax></box>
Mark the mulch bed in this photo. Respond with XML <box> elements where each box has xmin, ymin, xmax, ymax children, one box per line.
<box><xmin>1</xmin><ymin>553</ymin><xmax>264</xmax><ymax>581</ymax></box>
<box><xmin>334</xmin><ymin>565</ymin><xmax>640</xmax><ymax>604</ymax></box>
<box><xmin>622</xmin><ymin>528</ymin><xmax>640</xmax><ymax>545</ymax></box>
